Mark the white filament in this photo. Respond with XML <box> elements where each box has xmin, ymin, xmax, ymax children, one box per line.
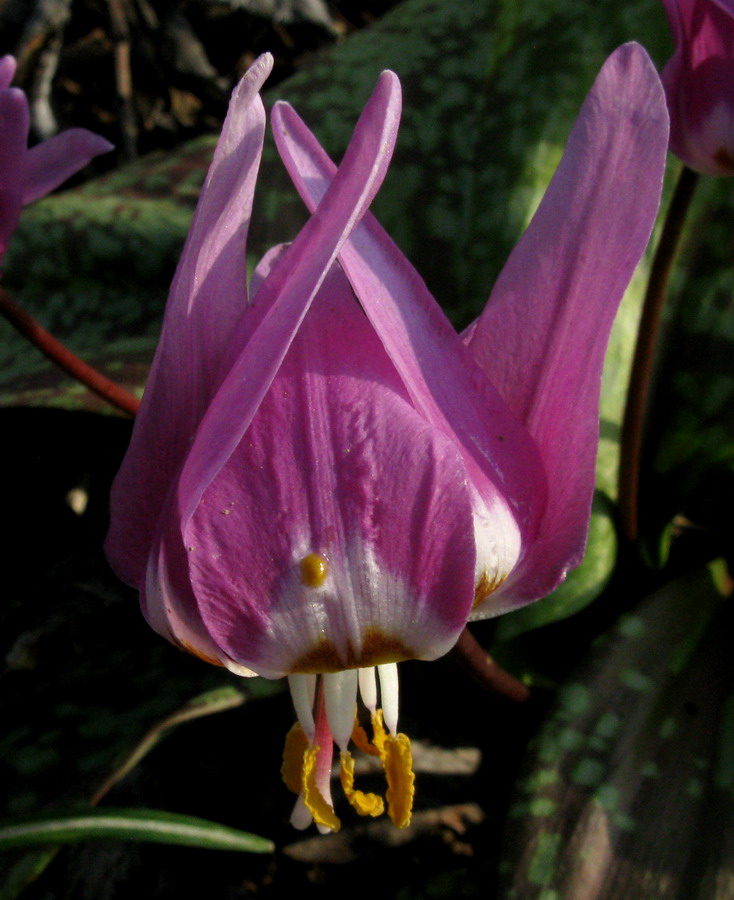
<box><xmin>358</xmin><ymin>667</ymin><xmax>377</xmax><ymax>711</ymax></box>
<box><xmin>323</xmin><ymin>670</ymin><xmax>359</xmax><ymax>750</ymax></box>
<box><xmin>288</xmin><ymin>673</ymin><xmax>316</xmax><ymax>739</ymax></box>
<box><xmin>377</xmin><ymin>663</ymin><xmax>399</xmax><ymax>734</ymax></box>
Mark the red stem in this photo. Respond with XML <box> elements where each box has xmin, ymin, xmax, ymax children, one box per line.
<box><xmin>0</xmin><ymin>287</ymin><xmax>140</xmax><ymax>416</ymax></box>
<box><xmin>449</xmin><ymin>627</ymin><xmax>530</xmax><ymax>702</ymax></box>
<box><xmin>618</xmin><ymin>165</ymin><xmax>699</xmax><ymax>545</ymax></box>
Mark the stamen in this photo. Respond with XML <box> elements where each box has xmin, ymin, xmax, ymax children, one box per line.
<box><xmin>370</xmin><ymin>708</ymin><xmax>388</xmax><ymax>755</ymax></box>
<box><xmin>339</xmin><ymin>750</ymin><xmax>384</xmax><ymax>817</ymax></box>
<box><xmin>323</xmin><ymin>670</ymin><xmax>359</xmax><ymax>749</ymax></box>
<box><xmin>378</xmin><ymin>663</ymin><xmax>399</xmax><ymax>734</ymax></box>
<box><xmin>301</xmin><ymin>680</ymin><xmax>339</xmax><ymax>833</ymax></box>
<box><xmin>351</xmin><ymin>713</ymin><xmax>381</xmax><ymax>757</ymax></box>
<box><xmin>281</xmin><ymin>665</ymin><xmax>415</xmax><ymax>831</ymax></box>
<box><xmin>358</xmin><ymin>667</ymin><xmax>377</xmax><ymax>711</ymax></box>
<box><xmin>288</xmin><ymin>673</ymin><xmax>316</xmax><ymax>739</ymax></box>
<box><xmin>281</xmin><ymin>722</ymin><xmax>308</xmax><ymax>794</ymax></box>
<box><xmin>303</xmin><ymin>745</ymin><xmax>340</xmax><ymax>832</ymax></box>
<box><xmin>383</xmin><ymin>733</ymin><xmax>414</xmax><ymax>828</ymax></box>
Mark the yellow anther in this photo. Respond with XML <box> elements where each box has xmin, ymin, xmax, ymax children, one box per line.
<box><xmin>383</xmin><ymin>733</ymin><xmax>414</xmax><ymax>829</ymax></box>
<box><xmin>351</xmin><ymin>711</ymin><xmax>381</xmax><ymax>757</ymax></box>
<box><xmin>302</xmin><ymin>745</ymin><xmax>341</xmax><ymax>832</ymax></box>
<box><xmin>370</xmin><ymin>708</ymin><xmax>388</xmax><ymax>755</ymax></box>
<box><xmin>339</xmin><ymin>751</ymin><xmax>384</xmax><ymax>818</ymax></box>
<box><xmin>281</xmin><ymin>722</ymin><xmax>309</xmax><ymax>795</ymax></box>
<box><xmin>299</xmin><ymin>553</ymin><xmax>329</xmax><ymax>588</ymax></box>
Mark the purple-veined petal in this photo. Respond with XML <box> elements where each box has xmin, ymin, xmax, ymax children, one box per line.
<box><xmin>0</xmin><ymin>56</ymin><xmax>16</xmax><ymax>90</ymax></box>
<box><xmin>175</xmin><ymin>70</ymin><xmax>402</xmax><ymax>527</ymax></box>
<box><xmin>142</xmin><ymin>510</ymin><xmax>257</xmax><ymax>675</ymax></box>
<box><xmin>105</xmin><ymin>54</ymin><xmax>273</xmax><ymax>587</ymax></box>
<box><xmin>22</xmin><ymin>129</ymin><xmax>113</xmax><ymax>205</ymax></box>
<box><xmin>185</xmin><ymin>266</ymin><xmax>477</xmax><ymax>677</ymax></box>
<box><xmin>0</xmin><ymin>87</ymin><xmax>29</xmax><ymax>262</ymax></box>
<box><xmin>137</xmin><ymin>68</ymin><xmax>403</xmax><ymax>664</ymax></box>
<box><xmin>464</xmin><ymin>43</ymin><xmax>669</xmax><ymax>610</ymax></box>
<box><xmin>271</xmin><ymin>97</ymin><xmax>545</xmax><ymax>611</ymax></box>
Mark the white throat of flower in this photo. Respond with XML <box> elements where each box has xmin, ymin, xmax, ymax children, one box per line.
<box><xmin>282</xmin><ymin>663</ymin><xmax>414</xmax><ymax>832</ymax></box>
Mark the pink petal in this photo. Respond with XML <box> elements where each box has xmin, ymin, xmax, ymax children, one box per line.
<box><xmin>464</xmin><ymin>43</ymin><xmax>669</xmax><ymax>609</ymax></box>
<box><xmin>131</xmin><ymin>67</ymin><xmax>403</xmax><ymax>657</ymax></box>
<box><xmin>271</xmin><ymin>96</ymin><xmax>546</xmax><ymax>608</ymax></box>
<box><xmin>0</xmin><ymin>87</ymin><xmax>29</xmax><ymax>262</ymax></box>
<box><xmin>661</xmin><ymin>0</ymin><xmax>734</xmax><ymax>173</ymax></box>
<box><xmin>185</xmin><ymin>266</ymin><xmax>477</xmax><ymax>677</ymax></box>
<box><xmin>106</xmin><ymin>54</ymin><xmax>273</xmax><ymax>587</ymax></box>
<box><xmin>22</xmin><ymin>129</ymin><xmax>113</xmax><ymax>205</ymax></box>
<box><xmin>141</xmin><ymin>512</ymin><xmax>250</xmax><ymax>671</ymax></box>
<box><xmin>175</xmin><ymin>70</ymin><xmax>402</xmax><ymax>524</ymax></box>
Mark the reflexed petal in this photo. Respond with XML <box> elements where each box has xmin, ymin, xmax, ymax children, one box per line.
<box><xmin>271</xmin><ymin>99</ymin><xmax>544</xmax><ymax>609</ymax></box>
<box><xmin>105</xmin><ymin>54</ymin><xmax>272</xmax><ymax>587</ymax></box>
<box><xmin>23</xmin><ymin>129</ymin><xmax>113</xmax><ymax>205</ymax></box>
<box><xmin>175</xmin><ymin>70</ymin><xmax>402</xmax><ymax>524</ymax></box>
<box><xmin>185</xmin><ymin>267</ymin><xmax>477</xmax><ymax>677</ymax></box>
<box><xmin>464</xmin><ymin>43</ymin><xmax>669</xmax><ymax>610</ymax></box>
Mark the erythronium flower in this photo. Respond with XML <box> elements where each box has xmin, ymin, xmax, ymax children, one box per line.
<box><xmin>661</xmin><ymin>0</ymin><xmax>734</xmax><ymax>173</ymax></box>
<box><xmin>105</xmin><ymin>44</ymin><xmax>668</xmax><ymax>832</ymax></box>
<box><xmin>0</xmin><ymin>55</ymin><xmax>113</xmax><ymax>268</ymax></box>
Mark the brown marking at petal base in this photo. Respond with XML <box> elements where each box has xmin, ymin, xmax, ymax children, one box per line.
<box><xmin>472</xmin><ymin>571</ymin><xmax>507</xmax><ymax>610</ymax></box>
<box><xmin>179</xmin><ymin>640</ymin><xmax>225</xmax><ymax>667</ymax></box>
<box><xmin>289</xmin><ymin>627</ymin><xmax>414</xmax><ymax>674</ymax></box>
<box><xmin>714</xmin><ymin>146</ymin><xmax>734</xmax><ymax>172</ymax></box>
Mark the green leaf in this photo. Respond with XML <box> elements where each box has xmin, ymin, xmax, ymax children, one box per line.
<box><xmin>0</xmin><ymin>0</ymin><xmax>670</xmax><ymax>412</ymax></box>
<box><xmin>0</xmin><ymin>809</ymin><xmax>273</xmax><ymax>854</ymax></box>
<box><xmin>495</xmin><ymin>492</ymin><xmax>617</xmax><ymax>640</ymax></box>
<box><xmin>642</xmin><ymin>175</ymin><xmax>734</xmax><ymax>549</ymax></box>
<box><xmin>499</xmin><ymin>566</ymin><xmax>732</xmax><ymax>899</ymax></box>
<box><xmin>90</xmin><ymin>686</ymin><xmax>245</xmax><ymax>806</ymax></box>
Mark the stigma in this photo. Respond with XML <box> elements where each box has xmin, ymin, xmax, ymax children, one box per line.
<box><xmin>281</xmin><ymin>663</ymin><xmax>415</xmax><ymax>831</ymax></box>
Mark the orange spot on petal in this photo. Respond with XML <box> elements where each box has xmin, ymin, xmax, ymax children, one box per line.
<box><xmin>300</xmin><ymin>553</ymin><xmax>329</xmax><ymax>588</ymax></box>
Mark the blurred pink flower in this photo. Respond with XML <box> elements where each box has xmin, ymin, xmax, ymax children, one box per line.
<box><xmin>106</xmin><ymin>45</ymin><xmax>668</xmax><ymax>831</ymax></box>
<box><xmin>0</xmin><ymin>55</ymin><xmax>113</xmax><ymax>268</ymax></box>
<box><xmin>661</xmin><ymin>0</ymin><xmax>734</xmax><ymax>173</ymax></box>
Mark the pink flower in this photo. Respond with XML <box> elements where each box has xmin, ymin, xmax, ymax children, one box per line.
<box><xmin>106</xmin><ymin>45</ymin><xmax>668</xmax><ymax>831</ymax></box>
<box><xmin>0</xmin><ymin>56</ymin><xmax>113</xmax><ymax>268</ymax></box>
<box><xmin>661</xmin><ymin>0</ymin><xmax>734</xmax><ymax>173</ymax></box>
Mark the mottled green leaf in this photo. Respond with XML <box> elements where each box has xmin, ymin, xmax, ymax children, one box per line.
<box><xmin>500</xmin><ymin>566</ymin><xmax>733</xmax><ymax>899</ymax></box>
<box><xmin>0</xmin><ymin>0</ymin><xmax>670</xmax><ymax>414</ymax></box>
